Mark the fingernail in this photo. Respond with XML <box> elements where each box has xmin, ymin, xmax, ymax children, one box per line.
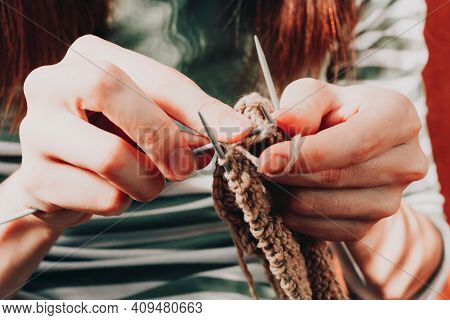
<box><xmin>218</xmin><ymin>114</ymin><xmax>253</xmax><ymax>142</ymax></box>
<box><xmin>168</xmin><ymin>148</ymin><xmax>196</xmax><ymax>180</ymax></box>
<box><xmin>261</xmin><ymin>154</ymin><xmax>288</xmax><ymax>174</ymax></box>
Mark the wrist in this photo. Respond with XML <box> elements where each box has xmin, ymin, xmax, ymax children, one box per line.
<box><xmin>0</xmin><ymin>214</ymin><xmax>62</xmax><ymax>244</ymax></box>
<box><xmin>0</xmin><ymin>169</ymin><xmax>67</xmax><ymax>235</ymax></box>
<box><xmin>1</xmin><ymin>168</ymin><xmax>62</xmax><ymax>239</ymax></box>
<box><xmin>0</xmin><ymin>204</ymin><xmax>61</xmax><ymax>299</ymax></box>
<box><xmin>0</xmin><ymin>168</ymin><xmax>35</xmax><ymax>215</ymax></box>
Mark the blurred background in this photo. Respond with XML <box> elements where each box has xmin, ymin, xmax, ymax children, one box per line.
<box><xmin>424</xmin><ymin>0</ymin><xmax>450</xmax><ymax>220</ymax></box>
<box><xmin>423</xmin><ymin>0</ymin><xmax>450</xmax><ymax>299</ymax></box>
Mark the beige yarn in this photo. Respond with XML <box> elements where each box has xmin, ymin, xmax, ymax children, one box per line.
<box><xmin>212</xmin><ymin>93</ymin><xmax>347</xmax><ymax>300</ymax></box>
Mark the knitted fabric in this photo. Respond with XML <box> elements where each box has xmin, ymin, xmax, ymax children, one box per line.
<box><xmin>212</xmin><ymin>93</ymin><xmax>347</xmax><ymax>300</ymax></box>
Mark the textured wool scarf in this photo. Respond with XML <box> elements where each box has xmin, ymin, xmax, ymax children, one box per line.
<box><xmin>212</xmin><ymin>93</ymin><xmax>347</xmax><ymax>300</ymax></box>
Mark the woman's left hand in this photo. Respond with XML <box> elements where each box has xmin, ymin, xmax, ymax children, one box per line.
<box><xmin>259</xmin><ymin>78</ymin><xmax>428</xmax><ymax>241</ymax></box>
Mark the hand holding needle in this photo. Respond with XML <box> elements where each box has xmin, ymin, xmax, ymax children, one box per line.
<box><xmin>0</xmin><ymin>36</ymin><xmax>281</xmax><ymax>225</ymax></box>
<box><xmin>252</xmin><ymin>35</ymin><xmax>369</xmax><ymax>289</ymax></box>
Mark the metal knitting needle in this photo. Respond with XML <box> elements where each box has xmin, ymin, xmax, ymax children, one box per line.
<box><xmin>259</xmin><ymin>100</ymin><xmax>276</xmax><ymax>125</ymax></box>
<box><xmin>187</xmin><ymin>129</ymin><xmax>264</xmax><ymax>156</ymax></box>
<box><xmin>197</xmin><ymin>112</ymin><xmax>232</xmax><ymax>172</ymax></box>
<box><xmin>0</xmin><ymin>208</ymin><xmax>38</xmax><ymax>225</ymax></box>
<box><xmin>254</xmin><ymin>35</ymin><xmax>280</xmax><ymax>112</ymax></box>
<box><xmin>198</xmin><ymin>112</ymin><xmax>226</xmax><ymax>159</ymax></box>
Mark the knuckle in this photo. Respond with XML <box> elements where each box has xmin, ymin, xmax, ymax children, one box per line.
<box><xmin>349</xmin><ymin>221</ymin><xmax>374</xmax><ymax>241</ymax></box>
<box><xmin>302</xmin><ymin>146</ymin><xmax>324</xmax><ymax>172</ymax></box>
<box><xmin>351</xmin><ymin>227</ymin><xmax>369</xmax><ymax>241</ymax></box>
<box><xmin>351</xmin><ymin>232</ymin><xmax>366</xmax><ymax>241</ymax></box>
<box><xmin>69</xmin><ymin>34</ymin><xmax>101</xmax><ymax>54</ymax></box>
<box><xmin>360</xmin><ymin>221</ymin><xmax>375</xmax><ymax>238</ymax></box>
<box><xmin>351</xmin><ymin>130</ymin><xmax>373</xmax><ymax>164</ymax></box>
<box><xmin>285</xmin><ymin>78</ymin><xmax>322</xmax><ymax>93</ymax></box>
<box><xmin>18</xmin><ymin>115</ymin><xmax>32</xmax><ymax>141</ymax></box>
<box><xmin>281</xmin><ymin>78</ymin><xmax>324</xmax><ymax>107</ymax></box>
<box><xmin>289</xmin><ymin>191</ymin><xmax>316</xmax><ymax>216</ymax></box>
<box><xmin>406</xmin><ymin>115</ymin><xmax>422</xmax><ymax>138</ymax></box>
<box><xmin>393</xmin><ymin>92</ymin><xmax>422</xmax><ymax>135</ymax></box>
<box><xmin>320</xmin><ymin>168</ymin><xmax>345</xmax><ymax>186</ymax></box>
<box><xmin>373</xmin><ymin>194</ymin><xmax>401</xmax><ymax>219</ymax></box>
<box><xmin>139</xmin><ymin>119</ymin><xmax>173</xmax><ymax>153</ymax></box>
<box><xmin>91</xmin><ymin>61</ymin><xmax>127</xmax><ymax>96</ymax></box>
<box><xmin>135</xmin><ymin>179</ymin><xmax>165</xmax><ymax>203</ymax></box>
<box><xmin>409</xmin><ymin>115</ymin><xmax>422</xmax><ymax>136</ymax></box>
<box><xmin>23</xmin><ymin>65</ymin><xmax>54</xmax><ymax>100</ymax></box>
<box><xmin>18</xmin><ymin>114</ymin><xmax>43</xmax><ymax>153</ymax></box>
<box><xmin>101</xmin><ymin>188</ymin><xmax>131</xmax><ymax>215</ymax></box>
<box><xmin>402</xmin><ymin>152</ymin><xmax>428</xmax><ymax>183</ymax></box>
<box><xmin>396</xmin><ymin>92</ymin><xmax>414</xmax><ymax>113</ymax></box>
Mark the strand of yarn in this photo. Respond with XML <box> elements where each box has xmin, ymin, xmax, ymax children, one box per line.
<box><xmin>212</xmin><ymin>93</ymin><xmax>347</xmax><ymax>300</ymax></box>
<box><xmin>297</xmin><ymin>235</ymin><xmax>348</xmax><ymax>300</ymax></box>
<box><xmin>230</xmin><ymin>226</ymin><xmax>258</xmax><ymax>299</ymax></box>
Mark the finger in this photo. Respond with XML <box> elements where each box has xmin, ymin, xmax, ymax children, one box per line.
<box><xmin>260</xmin><ymin>110</ymin><xmax>416</xmax><ymax>175</ymax></box>
<box><xmin>282</xmin><ymin>214</ymin><xmax>375</xmax><ymax>241</ymax></box>
<box><xmin>274</xmin><ymin>78</ymin><xmax>337</xmax><ymax>136</ymax></box>
<box><xmin>20</xmin><ymin>112</ymin><xmax>165</xmax><ymax>202</ymax></box>
<box><xmin>87</xmin><ymin>112</ymin><xmax>210</xmax><ymax>149</ymax></box>
<box><xmin>27</xmin><ymin>61</ymin><xmax>196</xmax><ymax>181</ymax></box>
<box><xmin>268</xmin><ymin>183</ymin><xmax>403</xmax><ymax>220</ymax></box>
<box><xmin>24</xmin><ymin>160</ymin><xmax>132</xmax><ymax>216</ymax></box>
<box><xmin>33</xmin><ymin>210</ymin><xmax>93</xmax><ymax>229</ymax></box>
<box><xmin>261</xmin><ymin>86</ymin><xmax>419</xmax><ymax>174</ymax></box>
<box><xmin>181</xmin><ymin>131</ymin><xmax>214</xmax><ymax>169</ymax></box>
<box><xmin>267</xmin><ymin>142</ymin><xmax>427</xmax><ymax>188</ymax></box>
<box><xmin>181</xmin><ymin>131</ymin><xmax>210</xmax><ymax>149</ymax></box>
<box><xmin>64</xmin><ymin>35</ymin><xmax>253</xmax><ymax>142</ymax></box>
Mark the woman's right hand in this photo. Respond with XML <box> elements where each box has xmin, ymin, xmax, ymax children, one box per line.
<box><xmin>11</xmin><ymin>35</ymin><xmax>252</xmax><ymax>230</ymax></box>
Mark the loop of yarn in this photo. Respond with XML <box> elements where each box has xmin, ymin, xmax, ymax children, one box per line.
<box><xmin>212</xmin><ymin>93</ymin><xmax>347</xmax><ymax>300</ymax></box>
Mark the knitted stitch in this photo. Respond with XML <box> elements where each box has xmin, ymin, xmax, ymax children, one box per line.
<box><xmin>212</xmin><ymin>93</ymin><xmax>347</xmax><ymax>300</ymax></box>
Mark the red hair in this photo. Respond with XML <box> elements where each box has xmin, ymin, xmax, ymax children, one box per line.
<box><xmin>254</xmin><ymin>0</ymin><xmax>357</xmax><ymax>89</ymax></box>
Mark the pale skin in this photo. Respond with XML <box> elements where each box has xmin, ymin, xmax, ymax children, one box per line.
<box><xmin>0</xmin><ymin>35</ymin><xmax>443</xmax><ymax>299</ymax></box>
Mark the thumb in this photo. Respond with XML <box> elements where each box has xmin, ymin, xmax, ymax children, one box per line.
<box><xmin>275</xmin><ymin>78</ymin><xmax>336</xmax><ymax>137</ymax></box>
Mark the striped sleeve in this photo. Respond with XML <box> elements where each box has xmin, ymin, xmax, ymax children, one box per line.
<box><xmin>339</xmin><ymin>0</ymin><xmax>449</xmax><ymax>299</ymax></box>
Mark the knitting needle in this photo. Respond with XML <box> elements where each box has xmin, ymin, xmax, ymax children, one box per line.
<box><xmin>192</xmin><ymin>142</ymin><xmax>213</xmax><ymax>155</ymax></box>
<box><xmin>0</xmin><ymin>208</ymin><xmax>38</xmax><ymax>225</ymax></box>
<box><xmin>259</xmin><ymin>100</ymin><xmax>276</xmax><ymax>125</ymax></box>
<box><xmin>197</xmin><ymin>112</ymin><xmax>226</xmax><ymax>159</ymax></box>
<box><xmin>183</xmin><ymin>128</ymin><xmax>264</xmax><ymax>156</ymax></box>
<box><xmin>254</xmin><ymin>35</ymin><xmax>280</xmax><ymax>112</ymax></box>
<box><xmin>197</xmin><ymin>112</ymin><xmax>232</xmax><ymax>172</ymax></box>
